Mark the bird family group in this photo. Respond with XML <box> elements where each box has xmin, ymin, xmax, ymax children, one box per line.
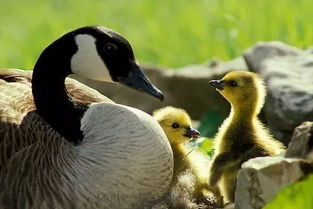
<box><xmin>0</xmin><ymin>26</ymin><xmax>285</xmax><ymax>209</ymax></box>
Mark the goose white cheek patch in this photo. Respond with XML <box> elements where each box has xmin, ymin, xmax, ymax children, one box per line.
<box><xmin>71</xmin><ymin>34</ymin><xmax>113</xmax><ymax>82</ymax></box>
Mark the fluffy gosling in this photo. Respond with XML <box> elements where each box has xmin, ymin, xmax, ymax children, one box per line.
<box><xmin>208</xmin><ymin>71</ymin><xmax>285</xmax><ymax>205</ymax></box>
<box><xmin>153</xmin><ymin>106</ymin><xmax>211</xmax><ymax>207</ymax></box>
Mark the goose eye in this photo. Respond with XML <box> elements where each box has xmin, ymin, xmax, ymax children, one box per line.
<box><xmin>230</xmin><ymin>81</ymin><xmax>237</xmax><ymax>87</ymax></box>
<box><xmin>104</xmin><ymin>43</ymin><xmax>118</xmax><ymax>55</ymax></box>
<box><xmin>172</xmin><ymin>123</ymin><xmax>180</xmax><ymax>129</ymax></box>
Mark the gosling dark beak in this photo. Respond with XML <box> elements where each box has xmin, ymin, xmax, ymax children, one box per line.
<box><xmin>184</xmin><ymin>127</ymin><xmax>200</xmax><ymax>139</ymax></box>
<box><xmin>119</xmin><ymin>62</ymin><xmax>164</xmax><ymax>101</ymax></box>
<box><xmin>209</xmin><ymin>80</ymin><xmax>224</xmax><ymax>90</ymax></box>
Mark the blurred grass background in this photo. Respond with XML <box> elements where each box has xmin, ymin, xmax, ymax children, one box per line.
<box><xmin>1</xmin><ymin>0</ymin><xmax>313</xmax><ymax>69</ymax></box>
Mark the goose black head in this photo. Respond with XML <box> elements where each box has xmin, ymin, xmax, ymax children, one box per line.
<box><xmin>72</xmin><ymin>26</ymin><xmax>164</xmax><ymax>100</ymax></box>
<box><xmin>34</xmin><ymin>26</ymin><xmax>164</xmax><ymax>101</ymax></box>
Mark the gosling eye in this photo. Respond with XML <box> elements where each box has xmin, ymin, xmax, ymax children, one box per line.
<box><xmin>172</xmin><ymin>123</ymin><xmax>180</xmax><ymax>129</ymax></box>
<box><xmin>229</xmin><ymin>81</ymin><xmax>237</xmax><ymax>87</ymax></box>
<box><xmin>104</xmin><ymin>43</ymin><xmax>118</xmax><ymax>55</ymax></box>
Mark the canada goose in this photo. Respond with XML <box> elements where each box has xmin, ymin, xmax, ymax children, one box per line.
<box><xmin>153</xmin><ymin>106</ymin><xmax>211</xmax><ymax>208</ymax></box>
<box><xmin>208</xmin><ymin>71</ymin><xmax>285</xmax><ymax>206</ymax></box>
<box><xmin>0</xmin><ymin>26</ymin><xmax>173</xmax><ymax>209</ymax></box>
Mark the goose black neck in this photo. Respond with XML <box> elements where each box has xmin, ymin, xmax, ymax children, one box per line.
<box><xmin>31</xmin><ymin>36</ymin><xmax>88</xmax><ymax>144</ymax></box>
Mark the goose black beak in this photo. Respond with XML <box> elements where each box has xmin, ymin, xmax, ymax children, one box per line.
<box><xmin>119</xmin><ymin>62</ymin><xmax>164</xmax><ymax>101</ymax></box>
<box><xmin>209</xmin><ymin>80</ymin><xmax>224</xmax><ymax>90</ymax></box>
<box><xmin>184</xmin><ymin>127</ymin><xmax>200</xmax><ymax>139</ymax></box>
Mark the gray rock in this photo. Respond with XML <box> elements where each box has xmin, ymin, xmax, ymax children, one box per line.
<box><xmin>71</xmin><ymin>57</ymin><xmax>247</xmax><ymax>119</ymax></box>
<box><xmin>235</xmin><ymin>156</ymin><xmax>311</xmax><ymax>209</ymax></box>
<box><xmin>285</xmin><ymin>121</ymin><xmax>313</xmax><ymax>158</ymax></box>
<box><xmin>244</xmin><ymin>41</ymin><xmax>313</xmax><ymax>144</ymax></box>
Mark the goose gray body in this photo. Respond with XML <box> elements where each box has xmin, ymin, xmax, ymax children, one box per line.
<box><xmin>0</xmin><ymin>26</ymin><xmax>173</xmax><ymax>209</ymax></box>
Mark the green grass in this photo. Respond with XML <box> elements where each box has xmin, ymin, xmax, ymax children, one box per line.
<box><xmin>198</xmin><ymin>111</ymin><xmax>224</xmax><ymax>138</ymax></box>
<box><xmin>196</xmin><ymin>137</ymin><xmax>215</xmax><ymax>157</ymax></box>
<box><xmin>1</xmin><ymin>0</ymin><xmax>313</xmax><ymax>69</ymax></box>
<box><xmin>265</xmin><ymin>174</ymin><xmax>313</xmax><ymax>209</ymax></box>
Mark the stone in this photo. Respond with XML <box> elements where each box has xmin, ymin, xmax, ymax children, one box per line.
<box><xmin>285</xmin><ymin>121</ymin><xmax>313</xmax><ymax>158</ymax></box>
<box><xmin>244</xmin><ymin>42</ymin><xmax>313</xmax><ymax>144</ymax></box>
<box><xmin>71</xmin><ymin>57</ymin><xmax>248</xmax><ymax>119</ymax></box>
<box><xmin>235</xmin><ymin>156</ymin><xmax>311</xmax><ymax>209</ymax></box>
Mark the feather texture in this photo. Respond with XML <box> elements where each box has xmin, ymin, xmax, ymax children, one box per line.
<box><xmin>0</xmin><ymin>69</ymin><xmax>173</xmax><ymax>209</ymax></box>
<box><xmin>208</xmin><ymin>71</ymin><xmax>285</xmax><ymax>205</ymax></box>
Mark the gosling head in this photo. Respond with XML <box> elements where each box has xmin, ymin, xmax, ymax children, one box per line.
<box><xmin>209</xmin><ymin>71</ymin><xmax>266</xmax><ymax>114</ymax></box>
<box><xmin>34</xmin><ymin>25</ymin><xmax>163</xmax><ymax>100</ymax></box>
<box><xmin>153</xmin><ymin>106</ymin><xmax>200</xmax><ymax>145</ymax></box>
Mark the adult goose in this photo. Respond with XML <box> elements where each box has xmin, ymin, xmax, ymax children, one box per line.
<box><xmin>0</xmin><ymin>26</ymin><xmax>173</xmax><ymax>209</ymax></box>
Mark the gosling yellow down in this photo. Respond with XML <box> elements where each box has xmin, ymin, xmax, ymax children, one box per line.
<box><xmin>153</xmin><ymin>106</ymin><xmax>200</xmax><ymax>182</ymax></box>
<box><xmin>208</xmin><ymin>71</ymin><xmax>285</xmax><ymax>205</ymax></box>
<box><xmin>153</xmin><ymin>106</ymin><xmax>211</xmax><ymax>208</ymax></box>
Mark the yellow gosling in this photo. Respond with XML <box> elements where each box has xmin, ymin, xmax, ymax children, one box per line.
<box><xmin>153</xmin><ymin>106</ymin><xmax>210</xmax><ymax>204</ymax></box>
<box><xmin>208</xmin><ymin>71</ymin><xmax>285</xmax><ymax>205</ymax></box>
